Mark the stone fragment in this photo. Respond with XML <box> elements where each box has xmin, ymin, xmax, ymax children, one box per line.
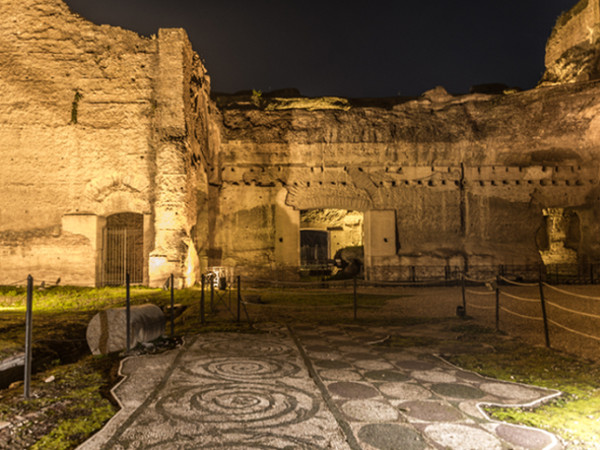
<box><xmin>86</xmin><ymin>304</ymin><xmax>165</xmax><ymax>355</ymax></box>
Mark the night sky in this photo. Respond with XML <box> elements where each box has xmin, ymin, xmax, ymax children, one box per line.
<box><xmin>63</xmin><ymin>0</ymin><xmax>577</xmax><ymax>98</ymax></box>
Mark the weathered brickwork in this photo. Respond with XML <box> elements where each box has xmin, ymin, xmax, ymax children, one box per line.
<box><xmin>542</xmin><ymin>0</ymin><xmax>600</xmax><ymax>84</ymax></box>
<box><xmin>0</xmin><ymin>0</ymin><xmax>211</xmax><ymax>286</ymax></box>
<box><xmin>215</xmin><ymin>84</ymin><xmax>600</xmax><ymax>279</ymax></box>
<box><xmin>1</xmin><ymin>0</ymin><xmax>600</xmax><ymax>285</ymax></box>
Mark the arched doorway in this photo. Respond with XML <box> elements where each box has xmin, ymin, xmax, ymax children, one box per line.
<box><xmin>299</xmin><ymin>209</ymin><xmax>364</xmax><ymax>277</ymax></box>
<box><xmin>102</xmin><ymin>213</ymin><xmax>144</xmax><ymax>286</ymax></box>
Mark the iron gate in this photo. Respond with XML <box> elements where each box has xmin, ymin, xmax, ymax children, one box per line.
<box><xmin>101</xmin><ymin>227</ymin><xmax>144</xmax><ymax>286</ymax></box>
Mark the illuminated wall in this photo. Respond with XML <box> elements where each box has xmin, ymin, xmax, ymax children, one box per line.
<box><xmin>0</xmin><ymin>0</ymin><xmax>212</xmax><ymax>287</ymax></box>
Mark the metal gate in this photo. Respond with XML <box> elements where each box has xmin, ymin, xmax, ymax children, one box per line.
<box><xmin>102</xmin><ymin>227</ymin><xmax>144</xmax><ymax>286</ymax></box>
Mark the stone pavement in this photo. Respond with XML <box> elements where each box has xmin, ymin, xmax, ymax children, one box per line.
<box><xmin>79</xmin><ymin>323</ymin><xmax>563</xmax><ymax>449</ymax></box>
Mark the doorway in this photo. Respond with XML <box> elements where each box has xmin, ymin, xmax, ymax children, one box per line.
<box><xmin>299</xmin><ymin>209</ymin><xmax>364</xmax><ymax>277</ymax></box>
<box><xmin>102</xmin><ymin>213</ymin><xmax>144</xmax><ymax>286</ymax></box>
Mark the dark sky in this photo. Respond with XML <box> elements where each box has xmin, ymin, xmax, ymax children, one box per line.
<box><xmin>63</xmin><ymin>0</ymin><xmax>577</xmax><ymax>98</ymax></box>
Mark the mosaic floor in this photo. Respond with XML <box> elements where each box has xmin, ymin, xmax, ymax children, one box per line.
<box><xmin>80</xmin><ymin>324</ymin><xmax>563</xmax><ymax>450</ymax></box>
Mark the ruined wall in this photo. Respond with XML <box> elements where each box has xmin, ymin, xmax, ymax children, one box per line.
<box><xmin>149</xmin><ymin>28</ymin><xmax>212</xmax><ymax>287</ymax></box>
<box><xmin>214</xmin><ymin>84</ymin><xmax>600</xmax><ymax>279</ymax></box>
<box><xmin>542</xmin><ymin>0</ymin><xmax>600</xmax><ymax>84</ymax></box>
<box><xmin>0</xmin><ymin>0</ymin><xmax>211</xmax><ymax>286</ymax></box>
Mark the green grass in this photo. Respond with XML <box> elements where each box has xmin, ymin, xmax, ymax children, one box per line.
<box><xmin>0</xmin><ymin>354</ymin><xmax>119</xmax><ymax>450</ymax></box>
<box><xmin>3</xmin><ymin>287</ymin><xmax>599</xmax><ymax>448</ymax></box>
<box><xmin>447</xmin><ymin>323</ymin><xmax>600</xmax><ymax>449</ymax></box>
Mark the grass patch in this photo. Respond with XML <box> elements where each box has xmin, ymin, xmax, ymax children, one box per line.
<box><xmin>447</xmin><ymin>322</ymin><xmax>600</xmax><ymax>448</ymax></box>
<box><xmin>0</xmin><ymin>354</ymin><xmax>119</xmax><ymax>449</ymax></box>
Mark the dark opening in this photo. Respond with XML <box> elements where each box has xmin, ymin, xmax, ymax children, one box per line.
<box><xmin>103</xmin><ymin>213</ymin><xmax>144</xmax><ymax>286</ymax></box>
<box><xmin>300</xmin><ymin>230</ymin><xmax>329</xmax><ymax>266</ymax></box>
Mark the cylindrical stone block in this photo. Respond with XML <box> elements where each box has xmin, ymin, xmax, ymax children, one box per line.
<box><xmin>86</xmin><ymin>304</ymin><xmax>165</xmax><ymax>355</ymax></box>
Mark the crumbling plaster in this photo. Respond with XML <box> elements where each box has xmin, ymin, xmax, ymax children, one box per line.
<box><xmin>2</xmin><ymin>0</ymin><xmax>600</xmax><ymax>285</ymax></box>
<box><xmin>0</xmin><ymin>0</ymin><xmax>212</xmax><ymax>286</ymax></box>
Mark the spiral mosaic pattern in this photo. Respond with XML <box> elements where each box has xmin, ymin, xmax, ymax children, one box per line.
<box><xmin>156</xmin><ymin>382</ymin><xmax>319</xmax><ymax>428</ymax></box>
<box><xmin>145</xmin><ymin>433</ymin><xmax>323</xmax><ymax>450</ymax></box>
<box><xmin>195</xmin><ymin>338</ymin><xmax>294</xmax><ymax>356</ymax></box>
<box><xmin>182</xmin><ymin>357</ymin><xmax>301</xmax><ymax>381</ymax></box>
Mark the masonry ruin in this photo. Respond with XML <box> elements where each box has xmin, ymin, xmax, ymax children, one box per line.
<box><xmin>1</xmin><ymin>0</ymin><xmax>600</xmax><ymax>287</ymax></box>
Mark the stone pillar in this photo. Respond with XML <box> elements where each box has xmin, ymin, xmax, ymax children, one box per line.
<box><xmin>149</xmin><ymin>28</ymin><xmax>192</xmax><ymax>287</ymax></box>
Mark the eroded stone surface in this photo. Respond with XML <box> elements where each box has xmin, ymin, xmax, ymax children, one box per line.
<box><xmin>358</xmin><ymin>423</ymin><xmax>427</xmax><ymax>450</ymax></box>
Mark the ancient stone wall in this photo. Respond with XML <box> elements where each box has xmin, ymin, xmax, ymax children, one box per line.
<box><xmin>0</xmin><ymin>0</ymin><xmax>211</xmax><ymax>286</ymax></box>
<box><xmin>213</xmin><ymin>84</ymin><xmax>600</xmax><ymax>279</ymax></box>
<box><xmin>542</xmin><ymin>0</ymin><xmax>600</xmax><ymax>84</ymax></box>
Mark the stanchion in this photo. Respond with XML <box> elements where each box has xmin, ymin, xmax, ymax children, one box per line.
<box><xmin>237</xmin><ymin>276</ymin><xmax>241</xmax><ymax>323</ymax></box>
<box><xmin>24</xmin><ymin>275</ymin><xmax>33</xmax><ymax>399</ymax></box>
<box><xmin>353</xmin><ymin>276</ymin><xmax>358</xmax><ymax>320</ymax></box>
<box><xmin>538</xmin><ymin>279</ymin><xmax>551</xmax><ymax>348</ymax></box>
<box><xmin>460</xmin><ymin>275</ymin><xmax>467</xmax><ymax>316</ymax></box>
<box><xmin>495</xmin><ymin>275</ymin><xmax>500</xmax><ymax>331</ymax></box>
<box><xmin>170</xmin><ymin>273</ymin><xmax>175</xmax><ymax>337</ymax></box>
<box><xmin>200</xmin><ymin>274</ymin><xmax>206</xmax><ymax>325</ymax></box>
<box><xmin>210</xmin><ymin>277</ymin><xmax>215</xmax><ymax>313</ymax></box>
<box><xmin>126</xmin><ymin>273</ymin><xmax>131</xmax><ymax>351</ymax></box>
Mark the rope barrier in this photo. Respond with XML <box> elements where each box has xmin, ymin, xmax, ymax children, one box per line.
<box><xmin>241</xmin><ymin>301</ymin><xmax>347</xmax><ymax>309</ymax></box>
<box><xmin>468</xmin><ymin>303</ymin><xmax>496</xmax><ymax>310</ymax></box>
<box><xmin>545</xmin><ymin>300</ymin><xmax>600</xmax><ymax>320</ymax></box>
<box><xmin>499</xmin><ymin>291</ymin><xmax>540</xmax><ymax>303</ymax></box>
<box><xmin>248</xmin><ymin>278</ymin><xmax>457</xmax><ymax>288</ymax></box>
<box><xmin>463</xmin><ymin>275</ymin><xmax>495</xmax><ymax>284</ymax></box>
<box><xmin>247</xmin><ymin>278</ymin><xmax>350</xmax><ymax>287</ymax></box>
<box><xmin>500</xmin><ymin>306</ymin><xmax>543</xmax><ymax>321</ymax></box>
<box><xmin>360</xmin><ymin>278</ymin><xmax>453</xmax><ymax>287</ymax></box>
<box><xmin>498</xmin><ymin>276</ymin><xmax>538</xmax><ymax>287</ymax></box>
<box><xmin>1</xmin><ymin>279</ymin><xmax>28</xmax><ymax>287</ymax></box>
<box><xmin>465</xmin><ymin>289</ymin><xmax>494</xmax><ymax>296</ymax></box>
<box><xmin>542</xmin><ymin>283</ymin><xmax>600</xmax><ymax>301</ymax></box>
<box><xmin>548</xmin><ymin>319</ymin><xmax>600</xmax><ymax>342</ymax></box>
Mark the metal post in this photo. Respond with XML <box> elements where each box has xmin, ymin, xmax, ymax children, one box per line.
<box><xmin>126</xmin><ymin>273</ymin><xmax>131</xmax><ymax>351</ymax></box>
<box><xmin>495</xmin><ymin>275</ymin><xmax>500</xmax><ymax>331</ymax></box>
<box><xmin>24</xmin><ymin>275</ymin><xmax>33</xmax><ymax>399</ymax></box>
<box><xmin>170</xmin><ymin>273</ymin><xmax>175</xmax><ymax>337</ymax></box>
<box><xmin>200</xmin><ymin>274</ymin><xmax>206</xmax><ymax>325</ymax></box>
<box><xmin>237</xmin><ymin>276</ymin><xmax>241</xmax><ymax>323</ymax></box>
<box><xmin>538</xmin><ymin>279</ymin><xmax>551</xmax><ymax>348</ymax></box>
<box><xmin>210</xmin><ymin>277</ymin><xmax>215</xmax><ymax>312</ymax></box>
<box><xmin>461</xmin><ymin>274</ymin><xmax>467</xmax><ymax>315</ymax></box>
<box><xmin>353</xmin><ymin>276</ymin><xmax>358</xmax><ymax>320</ymax></box>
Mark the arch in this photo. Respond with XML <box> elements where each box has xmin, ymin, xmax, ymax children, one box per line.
<box><xmin>285</xmin><ymin>185</ymin><xmax>372</xmax><ymax>211</ymax></box>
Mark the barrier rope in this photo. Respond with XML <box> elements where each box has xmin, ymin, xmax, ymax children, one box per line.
<box><xmin>247</xmin><ymin>278</ymin><xmax>350</xmax><ymax>287</ymax></box>
<box><xmin>465</xmin><ymin>289</ymin><xmax>494</xmax><ymax>296</ymax></box>
<box><xmin>2</xmin><ymin>279</ymin><xmax>27</xmax><ymax>287</ymax></box>
<box><xmin>463</xmin><ymin>275</ymin><xmax>495</xmax><ymax>284</ymax></box>
<box><xmin>468</xmin><ymin>303</ymin><xmax>496</xmax><ymax>310</ymax></box>
<box><xmin>499</xmin><ymin>291</ymin><xmax>539</xmax><ymax>303</ymax></box>
<box><xmin>500</xmin><ymin>306</ymin><xmax>543</xmax><ymax>321</ymax></box>
<box><xmin>548</xmin><ymin>319</ymin><xmax>600</xmax><ymax>342</ymax></box>
<box><xmin>542</xmin><ymin>283</ymin><xmax>600</xmax><ymax>301</ymax></box>
<box><xmin>498</xmin><ymin>275</ymin><xmax>538</xmax><ymax>287</ymax></box>
<box><xmin>241</xmin><ymin>300</ymin><xmax>347</xmax><ymax>309</ymax></box>
<box><xmin>360</xmin><ymin>278</ymin><xmax>452</xmax><ymax>287</ymax></box>
<box><xmin>545</xmin><ymin>300</ymin><xmax>600</xmax><ymax>320</ymax></box>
